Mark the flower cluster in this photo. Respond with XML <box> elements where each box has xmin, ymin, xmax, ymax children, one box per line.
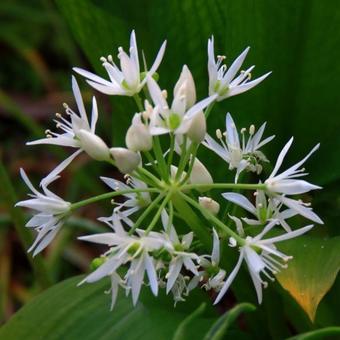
<box><xmin>17</xmin><ymin>31</ymin><xmax>322</xmax><ymax>309</ymax></box>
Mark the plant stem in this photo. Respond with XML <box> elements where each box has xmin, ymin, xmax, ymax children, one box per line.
<box><xmin>204</xmin><ymin>101</ymin><xmax>216</xmax><ymax>119</ymax></box>
<box><xmin>129</xmin><ymin>193</ymin><xmax>164</xmax><ymax>235</ymax></box>
<box><xmin>133</xmin><ymin>93</ymin><xmax>144</xmax><ymax>111</ymax></box>
<box><xmin>145</xmin><ymin>193</ymin><xmax>172</xmax><ymax>234</ymax></box>
<box><xmin>71</xmin><ymin>188</ymin><xmax>160</xmax><ymax>211</ymax></box>
<box><xmin>180</xmin><ymin>192</ymin><xmax>245</xmax><ymax>245</ymax></box>
<box><xmin>182</xmin><ymin>182</ymin><xmax>266</xmax><ymax>191</ymax></box>
<box><xmin>171</xmin><ymin>193</ymin><xmax>212</xmax><ymax>249</ymax></box>
<box><xmin>153</xmin><ymin>136</ymin><xmax>169</xmax><ymax>181</ymax></box>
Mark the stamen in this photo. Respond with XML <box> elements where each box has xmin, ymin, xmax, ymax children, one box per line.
<box><xmin>63</xmin><ymin>103</ymin><xmax>69</xmax><ymax>109</ymax></box>
<box><xmin>161</xmin><ymin>90</ymin><xmax>168</xmax><ymax>99</ymax></box>
<box><xmin>241</xmin><ymin>128</ymin><xmax>246</xmax><ymax>134</ymax></box>
<box><xmin>216</xmin><ymin>129</ymin><xmax>223</xmax><ymax>139</ymax></box>
<box><xmin>108</xmin><ymin>55</ymin><xmax>113</xmax><ymax>63</ymax></box>
<box><xmin>249</xmin><ymin>124</ymin><xmax>255</xmax><ymax>135</ymax></box>
<box><xmin>55</xmin><ymin>112</ymin><xmax>62</xmax><ymax>118</ymax></box>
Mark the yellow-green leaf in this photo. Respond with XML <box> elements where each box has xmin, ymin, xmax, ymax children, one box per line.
<box><xmin>276</xmin><ymin>236</ymin><xmax>340</xmax><ymax>322</ymax></box>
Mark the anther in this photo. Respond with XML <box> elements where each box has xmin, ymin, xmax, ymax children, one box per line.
<box><xmin>241</xmin><ymin>127</ymin><xmax>246</xmax><ymax>134</ymax></box>
<box><xmin>110</xmin><ymin>199</ymin><xmax>115</xmax><ymax>205</ymax></box>
<box><xmin>62</xmin><ymin>103</ymin><xmax>69</xmax><ymax>109</ymax></box>
<box><xmin>100</xmin><ymin>57</ymin><xmax>107</xmax><ymax>63</ymax></box>
<box><xmin>55</xmin><ymin>112</ymin><xmax>62</xmax><ymax>118</ymax></box>
<box><xmin>108</xmin><ymin>55</ymin><xmax>113</xmax><ymax>63</ymax></box>
<box><xmin>161</xmin><ymin>90</ymin><xmax>168</xmax><ymax>99</ymax></box>
<box><xmin>249</xmin><ymin>124</ymin><xmax>255</xmax><ymax>135</ymax></box>
<box><xmin>216</xmin><ymin>129</ymin><xmax>223</xmax><ymax>139</ymax></box>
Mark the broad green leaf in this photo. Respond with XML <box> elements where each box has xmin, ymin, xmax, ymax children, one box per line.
<box><xmin>203</xmin><ymin>303</ymin><xmax>256</xmax><ymax>340</ymax></box>
<box><xmin>0</xmin><ymin>275</ymin><xmax>217</xmax><ymax>340</ymax></box>
<box><xmin>56</xmin><ymin>0</ymin><xmax>340</xmax><ymax>185</ymax></box>
<box><xmin>287</xmin><ymin>326</ymin><xmax>340</xmax><ymax>340</ymax></box>
<box><xmin>173</xmin><ymin>303</ymin><xmax>206</xmax><ymax>340</ymax></box>
<box><xmin>276</xmin><ymin>236</ymin><xmax>340</xmax><ymax>322</ymax></box>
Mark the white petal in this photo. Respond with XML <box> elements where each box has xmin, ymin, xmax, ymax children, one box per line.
<box><xmin>222</xmin><ymin>192</ymin><xmax>256</xmax><ymax>214</ymax></box>
<box><xmin>222</xmin><ymin>47</ymin><xmax>250</xmax><ymax>85</ymax></box>
<box><xmin>269</xmin><ymin>137</ymin><xmax>294</xmax><ymax>178</ymax></box>
<box><xmin>144</xmin><ymin>254</ymin><xmax>158</xmax><ymax>296</ymax></box>
<box><xmin>214</xmin><ymin>251</ymin><xmax>244</xmax><ymax>304</ymax></box>
<box><xmin>166</xmin><ymin>258</ymin><xmax>182</xmax><ymax>293</ymax></box>
<box><xmin>72</xmin><ymin>76</ymin><xmax>87</xmax><ymax>121</ymax></box>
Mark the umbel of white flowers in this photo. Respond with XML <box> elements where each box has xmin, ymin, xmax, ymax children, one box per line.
<box><xmin>17</xmin><ymin>30</ymin><xmax>323</xmax><ymax>310</ymax></box>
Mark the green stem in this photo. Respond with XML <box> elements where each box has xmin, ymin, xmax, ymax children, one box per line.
<box><xmin>133</xmin><ymin>93</ymin><xmax>144</xmax><ymax>112</ymax></box>
<box><xmin>179</xmin><ymin>144</ymin><xmax>199</xmax><ymax>185</ymax></box>
<box><xmin>145</xmin><ymin>193</ymin><xmax>172</xmax><ymax>234</ymax></box>
<box><xmin>129</xmin><ymin>193</ymin><xmax>164</xmax><ymax>235</ymax></box>
<box><xmin>153</xmin><ymin>136</ymin><xmax>169</xmax><ymax>181</ymax></box>
<box><xmin>182</xmin><ymin>182</ymin><xmax>266</xmax><ymax>191</ymax></box>
<box><xmin>71</xmin><ymin>188</ymin><xmax>160</xmax><ymax>211</ymax></box>
<box><xmin>167</xmin><ymin>133</ymin><xmax>175</xmax><ymax>167</ymax></box>
<box><xmin>171</xmin><ymin>193</ymin><xmax>212</xmax><ymax>249</ymax></box>
<box><xmin>204</xmin><ymin>101</ymin><xmax>216</xmax><ymax>119</ymax></box>
<box><xmin>166</xmin><ymin>201</ymin><xmax>174</xmax><ymax>234</ymax></box>
<box><xmin>135</xmin><ymin>167</ymin><xmax>163</xmax><ymax>188</ymax></box>
<box><xmin>180</xmin><ymin>192</ymin><xmax>245</xmax><ymax>245</ymax></box>
<box><xmin>0</xmin><ymin>159</ymin><xmax>52</xmax><ymax>288</ymax></box>
<box><xmin>144</xmin><ymin>151</ymin><xmax>160</xmax><ymax>175</ymax></box>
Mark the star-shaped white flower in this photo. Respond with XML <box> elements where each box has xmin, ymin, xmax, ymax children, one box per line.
<box><xmin>214</xmin><ymin>220</ymin><xmax>314</xmax><ymax>304</ymax></box>
<box><xmin>27</xmin><ymin>76</ymin><xmax>109</xmax><ymax>187</ymax></box>
<box><xmin>264</xmin><ymin>137</ymin><xmax>323</xmax><ymax>224</ymax></box>
<box><xmin>79</xmin><ymin>216</ymin><xmax>165</xmax><ymax>306</ymax></box>
<box><xmin>204</xmin><ymin>113</ymin><xmax>274</xmax><ymax>182</ymax></box>
<box><xmin>100</xmin><ymin>175</ymin><xmax>151</xmax><ymax>226</ymax></box>
<box><xmin>222</xmin><ymin>190</ymin><xmax>297</xmax><ymax>232</ymax></box>
<box><xmin>208</xmin><ymin>36</ymin><xmax>271</xmax><ymax>101</ymax></box>
<box><xmin>74</xmin><ymin>30</ymin><xmax>166</xmax><ymax>96</ymax></box>
<box><xmin>147</xmin><ymin>69</ymin><xmax>216</xmax><ymax>136</ymax></box>
<box><xmin>16</xmin><ymin>169</ymin><xmax>71</xmax><ymax>256</ymax></box>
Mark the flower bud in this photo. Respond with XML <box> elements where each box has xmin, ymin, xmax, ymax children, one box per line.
<box><xmin>125</xmin><ymin>114</ymin><xmax>152</xmax><ymax>152</ymax></box>
<box><xmin>174</xmin><ymin>65</ymin><xmax>196</xmax><ymax>109</ymax></box>
<box><xmin>110</xmin><ymin>147</ymin><xmax>141</xmax><ymax>174</ymax></box>
<box><xmin>77</xmin><ymin>129</ymin><xmax>110</xmax><ymax>161</ymax></box>
<box><xmin>189</xmin><ymin>158</ymin><xmax>213</xmax><ymax>192</ymax></box>
<box><xmin>186</xmin><ymin>111</ymin><xmax>206</xmax><ymax>143</ymax></box>
<box><xmin>170</xmin><ymin>165</ymin><xmax>186</xmax><ymax>182</ymax></box>
<box><xmin>199</xmin><ymin>197</ymin><xmax>220</xmax><ymax>215</ymax></box>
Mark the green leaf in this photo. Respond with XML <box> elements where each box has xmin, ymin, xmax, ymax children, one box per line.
<box><xmin>173</xmin><ymin>303</ymin><xmax>207</xmax><ymax>340</ymax></box>
<box><xmin>0</xmin><ymin>275</ymin><xmax>217</xmax><ymax>340</ymax></box>
<box><xmin>287</xmin><ymin>326</ymin><xmax>340</xmax><ymax>340</ymax></box>
<box><xmin>203</xmin><ymin>303</ymin><xmax>256</xmax><ymax>340</ymax></box>
<box><xmin>276</xmin><ymin>236</ymin><xmax>340</xmax><ymax>322</ymax></box>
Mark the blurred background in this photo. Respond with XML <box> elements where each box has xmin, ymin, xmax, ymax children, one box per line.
<box><xmin>1</xmin><ymin>0</ymin><xmax>340</xmax><ymax>337</ymax></box>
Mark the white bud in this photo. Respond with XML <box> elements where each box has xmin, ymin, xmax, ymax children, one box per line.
<box><xmin>174</xmin><ymin>65</ymin><xmax>196</xmax><ymax>109</ymax></box>
<box><xmin>77</xmin><ymin>129</ymin><xmax>110</xmax><ymax>161</ymax></box>
<box><xmin>170</xmin><ymin>165</ymin><xmax>186</xmax><ymax>182</ymax></box>
<box><xmin>110</xmin><ymin>147</ymin><xmax>141</xmax><ymax>174</ymax></box>
<box><xmin>125</xmin><ymin>115</ymin><xmax>152</xmax><ymax>152</ymax></box>
<box><xmin>189</xmin><ymin>158</ymin><xmax>213</xmax><ymax>192</ymax></box>
<box><xmin>186</xmin><ymin>111</ymin><xmax>206</xmax><ymax>143</ymax></box>
<box><xmin>198</xmin><ymin>197</ymin><xmax>220</xmax><ymax>215</ymax></box>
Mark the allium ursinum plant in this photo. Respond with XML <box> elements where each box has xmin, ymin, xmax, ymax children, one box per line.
<box><xmin>17</xmin><ymin>30</ymin><xmax>323</xmax><ymax>309</ymax></box>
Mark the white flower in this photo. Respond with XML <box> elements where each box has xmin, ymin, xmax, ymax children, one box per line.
<box><xmin>16</xmin><ymin>169</ymin><xmax>71</xmax><ymax>256</ymax></box>
<box><xmin>160</xmin><ymin>211</ymin><xmax>199</xmax><ymax>293</ymax></box>
<box><xmin>79</xmin><ymin>216</ymin><xmax>165</xmax><ymax>306</ymax></box>
<box><xmin>189</xmin><ymin>158</ymin><xmax>213</xmax><ymax>190</ymax></box>
<box><xmin>198</xmin><ymin>197</ymin><xmax>220</xmax><ymax>215</ymax></box>
<box><xmin>110</xmin><ymin>147</ymin><xmax>141</xmax><ymax>174</ymax></box>
<box><xmin>74</xmin><ymin>30</ymin><xmax>167</xmax><ymax>96</ymax></box>
<box><xmin>214</xmin><ymin>221</ymin><xmax>314</xmax><ymax>304</ymax></box>
<box><xmin>264</xmin><ymin>138</ymin><xmax>323</xmax><ymax>224</ymax></box>
<box><xmin>208</xmin><ymin>36</ymin><xmax>271</xmax><ymax>101</ymax></box>
<box><xmin>126</xmin><ymin>112</ymin><xmax>153</xmax><ymax>152</ymax></box>
<box><xmin>100</xmin><ymin>175</ymin><xmax>151</xmax><ymax>226</ymax></box>
<box><xmin>146</xmin><ymin>71</ymin><xmax>216</xmax><ymax>136</ymax></box>
<box><xmin>204</xmin><ymin>113</ymin><xmax>275</xmax><ymax>182</ymax></box>
<box><xmin>27</xmin><ymin>76</ymin><xmax>109</xmax><ymax>187</ymax></box>
<box><xmin>222</xmin><ymin>190</ymin><xmax>297</xmax><ymax>232</ymax></box>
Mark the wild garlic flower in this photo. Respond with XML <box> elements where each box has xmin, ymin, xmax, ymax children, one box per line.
<box><xmin>264</xmin><ymin>137</ymin><xmax>323</xmax><ymax>224</ymax></box>
<box><xmin>214</xmin><ymin>221</ymin><xmax>314</xmax><ymax>304</ymax></box>
<box><xmin>189</xmin><ymin>229</ymin><xmax>226</xmax><ymax>293</ymax></box>
<box><xmin>16</xmin><ymin>169</ymin><xmax>71</xmax><ymax>256</ymax></box>
<box><xmin>208</xmin><ymin>36</ymin><xmax>271</xmax><ymax>101</ymax></box>
<box><xmin>74</xmin><ymin>30</ymin><xmax>166</xmax><ymax>96</ymax></box>
<box><xmin>79</xmin><ymin>216</ymin><xmax>165</xmax><ymax>306</ymax></box>
<box><xmin>222</xmin><ymin>190</ymin><xmax>297</xmax><ymax>232</ymax></box>
<box><xmin>147</xmin><ymin>69</ymin><xmax>216</xmax><ymax>137</ymax></box>
<box><xmin>204</xmin><ymin>113</ymin><xmax>274</xmax><ymax>182</ymax></box>
<box><xmin>161</xmin><ymin>211</ymin><xmax>199</xmax><ymax>293</ymax></box>
<box><xmin>27</xmin><ymin>76</ymin><xmax>110</xmax><ymax>187</ymax></box>
<box><xmin>100</xmin><ymin>175</ymin><xmax>151</xmax><ymax>226</ymax></box>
